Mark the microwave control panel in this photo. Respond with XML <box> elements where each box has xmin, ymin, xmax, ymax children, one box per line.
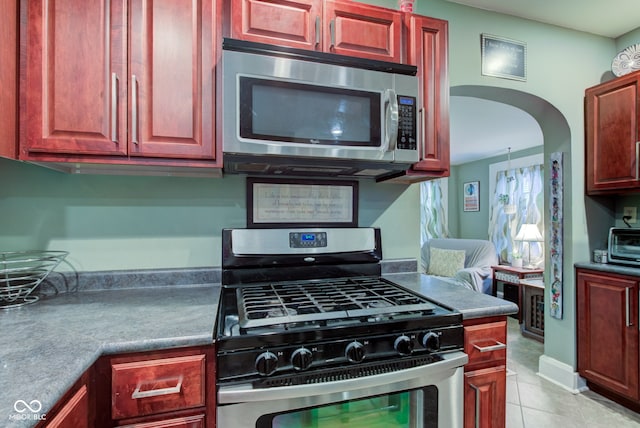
<box><xmin>397</xmin><ymin>96</ymin><xmax>417</xmax><ymax>150</ymax></box>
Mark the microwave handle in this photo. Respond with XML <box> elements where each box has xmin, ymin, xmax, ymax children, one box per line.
<box><xmin>383</xmin><ymin>89</ymin><xmax>399</xmax><ymax>152</ymax></box>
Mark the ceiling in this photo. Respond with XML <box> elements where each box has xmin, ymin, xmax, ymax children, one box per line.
<box><xmin>445</xmin><ymin>0</ymin><xmax>640</xmax><ymax>165</ymax></box>
<box><xmin>450</xmin><ymin>96</ymin><xmax>543</xmax><ymax>165</ymax></box>
<box><xmin>445</xmin><ymin>0</ymin><xmax>640</xmax><ymax>38</ymax></box>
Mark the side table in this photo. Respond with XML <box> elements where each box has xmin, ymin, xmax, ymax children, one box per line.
<box><xmin>520</xmin><ymin>278</ymin><xmax>545</xmax><ymax>342</ymax></box>
<box><xmin>491</xmin><ymin>265</ymin><xmax>544</xmax><ymax>323</ymax></box>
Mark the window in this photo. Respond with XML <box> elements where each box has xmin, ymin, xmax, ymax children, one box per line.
<box><xmin>420</xmin><ymin>178</ymin><xmax>449</xmax><ymax>246</ymax></box>
<box><xmin>488</xmin><ymin>154</ymin><xmax>544</xmax><ymax>266</ymax></box>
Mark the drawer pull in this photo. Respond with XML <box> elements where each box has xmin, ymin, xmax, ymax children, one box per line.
<box><xmin>131</xmin><ymin>375</ymin><xmax>183</xmax><ymax>399</ymax></box>
<box><xmin>473</xmin><ymin>341</ymin><xmax>506</xmax><ymax>353</ymax></box>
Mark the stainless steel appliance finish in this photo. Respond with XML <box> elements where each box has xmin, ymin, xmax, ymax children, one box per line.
<box><xmin>215</xmin><ymin>227</ymin><xmax>467</xmax><ymax>427</ymax></box>
<box><xmin>608</xmin><ymin>227</ymin><xmax>640</xmax><ymax>266</ymax></box>
<box><xmin>217</xmin><ymin>355</ymin><xmax>466</xmax><ymax>427</ymax></box>
<box><xmin>222</xmin><ymin>39</ymin><xmax>420</xmax><ymax>181</ymax></box>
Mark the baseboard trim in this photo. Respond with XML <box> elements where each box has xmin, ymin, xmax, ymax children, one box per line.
<box><xmin>537</xmin><ymin>354</ymin><xmax>588</xmax><ymax>393</ymax></box>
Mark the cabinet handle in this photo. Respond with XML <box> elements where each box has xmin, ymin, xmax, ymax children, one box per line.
<box><xmin>131</xmin><ymin>74</ymin><xmax>138</xmax><ymax>145</ymax></box>
<box><xmin>111</xmin><ymin>73</ymin><xmax>118</xmax><ymax>143</ymax></box>
<box><xmin>470</xmin><ymin>383</ymin><xmax>481</xmax><ymax>428</ymax></box>
<box><xmin>626</xmin><ymin>287</ymin><xmax>632</xmax><ymax>327</ymax></box>
<box><xmin>315</xmin><ymin>16</ymin><xmax>320</xmax><ymax>47</ymax></box>
<box><xmin>420</xmin><ymin>107</ymin><xmax>426</xmax><ymax>156</ymax></box>
<box><xmin>636</xmin><ymin>141</ymin><xmax>640</xmax><ymax>181</ymax></box>
<box><xmin>131</xmin><ymin>375</ymin><xmax>183</xmax><ymax>399</ymax></box>
<box><xmin>329</xmin><ymin>19</ymin><xmax>335</xmax><ymax>50</ymax></box>
<box><xmin>473</xmin><ymin>341</ymin><xmax>506</xmax><ymax>353</ymax></box>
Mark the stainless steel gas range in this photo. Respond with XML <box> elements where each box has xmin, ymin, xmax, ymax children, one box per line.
<box><xmin>215</xmin><ymin>227</ymin><xmax>467</xmax><ymax>428</ymax></box>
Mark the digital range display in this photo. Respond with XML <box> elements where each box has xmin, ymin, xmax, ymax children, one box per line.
<box><xmin>398</xmin><ymin>96</ymin><xmax>414</xmax><ymax>105</ymax></box>
<box><xmin>289</xmin><ymin>232</ymin><xmax>327</xmax><ymax>248</ymax></box>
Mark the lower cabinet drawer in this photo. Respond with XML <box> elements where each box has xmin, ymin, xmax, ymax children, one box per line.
<box><xmin>464</xmin><ymin>321</ymin><xmax>507</xmax><ymax>370</ymax></box>
<box><xmin>119</xmin><ymin>414</ymin><xmax>205</xmax><ymax>428</ymax></box>
<box><xmin>112</xmin><ymin>355</ymin><xmax>206</xmax><ymax>420</ymax></box>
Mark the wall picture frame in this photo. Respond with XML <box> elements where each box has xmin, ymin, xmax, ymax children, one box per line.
<box><xmin>463</xmin><ymin>181</ymin><xmax>480</xmax><ymax>212</ymax></box>
<box><xmin>481</xmin><ymin>34</ymin><xmax>527</xmax><ymax>81</ymax></box>
<box><xmin>247</xmin><ymin>177</ymin><xmax>358</xmax><ymax>228</ymax></box>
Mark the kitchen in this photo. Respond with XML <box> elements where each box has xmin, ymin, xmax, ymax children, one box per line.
<box><xmin>1</xmin><ymin>0</ymin><xmax>639</xmax><ymax>427</ymax></box>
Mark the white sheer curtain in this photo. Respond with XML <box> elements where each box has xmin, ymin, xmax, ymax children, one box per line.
<box><xmin>488</xmin><ymin>164</ymin><xmax>544</xmax><ymax>265</ymax></box>
<box><xmin>420</xmin><ymin>179</ymin><xmax>449</xmax><ymax>246</ymax></box>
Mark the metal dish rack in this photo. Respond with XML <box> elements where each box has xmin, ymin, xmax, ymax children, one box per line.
<box><xmin>0</xmin><ymin>251</ymin><xmax>69</xmax><ymax>309</ymax></box>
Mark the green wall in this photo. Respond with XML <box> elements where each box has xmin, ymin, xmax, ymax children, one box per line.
<box><xmin>0</xmin><ymin>158</ymin><xmax>419</xmax><ymax>271</ymax></box>
<box><xmin>617</xmin><ymin>27</ymin><xmax>640</xmax><ymax>51</ymax></box>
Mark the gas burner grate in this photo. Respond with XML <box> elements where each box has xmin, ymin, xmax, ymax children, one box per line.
<box><xmin>236</xmin><ymin>276</ymin><xmax>436</xmax><ymax>329</ymax></box>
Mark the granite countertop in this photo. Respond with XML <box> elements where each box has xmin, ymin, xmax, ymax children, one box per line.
<box><xmin>383</xmin><ymin>272</ymin><xmax>518</xmax><ymax>319</ymax></box>
<box><xmin>0</xmin><ymin>267</ymin><xmax>517</xmax><ymax>427</ymax></box>
<box><xmin>0</xmin><ymin>283</ymin><xmax>220</xmax><ymax>428</ymax></box>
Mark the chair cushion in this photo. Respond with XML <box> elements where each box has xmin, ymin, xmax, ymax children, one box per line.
<box><xmin>427</xmin><ymin>247</ymin><xmax>466</xmax><ymax>278</ymax></box>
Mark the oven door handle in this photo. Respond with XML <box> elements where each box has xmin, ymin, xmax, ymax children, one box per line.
<box><xmin>218</xmin><ymin>351</ymin><xmax>467</xmax><ymax>404</ymax></box>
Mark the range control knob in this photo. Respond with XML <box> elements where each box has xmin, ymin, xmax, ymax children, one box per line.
<box><xmin>422</xmin><ymin>332</ymin><xmax>441</xmax><ymax>352</ymax></box>
<box><xmin>291</xmin><ymin>347</ymin><xmax>313</xmax><ymax>371</ymax></box>
<box><xmin>394</xmin><ymin>335</ymin><xmax>414</xmax><ymax>356</ymax></box>
<box><xmin>255</xmin><ymin>351</ymin><xmax>278</xmax><ymax>376</ymax></box>
<box><xmin>345</xmin><ymin>341</ymin><xmax>366</xmax><ymax>363</ymax></box>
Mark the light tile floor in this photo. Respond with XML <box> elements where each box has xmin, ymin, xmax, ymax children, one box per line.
<box><xmin>506</xmin><ymin>317</ymin><xmax>640</xmax><ymax>427</ymax></box>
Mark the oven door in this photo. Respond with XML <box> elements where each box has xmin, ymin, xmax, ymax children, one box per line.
<box><xmin>217</xmin><ymin>351</ymin><xmax>467</xmax><ymax>428</ymax></box>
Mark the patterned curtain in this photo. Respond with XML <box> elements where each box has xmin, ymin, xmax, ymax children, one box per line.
<box><xmin>420</xmin><ymin>179</ymin><xmax>450</xmax><ymax>246</ymax></box>
<box><xmin>488</xmin><ymin>164</ymin><xmax>544</xmax><ymax>265</ymax></box>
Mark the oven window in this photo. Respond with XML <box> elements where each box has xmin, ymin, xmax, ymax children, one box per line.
<box><xmin>239</xmin><ymin>77</ymin><xmax>382</xmax><ymax>147</ymax></box>
<box><xmin>258</xmin><ymin>387</ymin><xmax>438</xmax><ymax>428</ymax></box>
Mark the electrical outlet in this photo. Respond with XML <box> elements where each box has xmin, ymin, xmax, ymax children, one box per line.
<box><xmin>623</xmin><ymin>206</ymin><xmax>637</xmax><ymax>223</ymax></box>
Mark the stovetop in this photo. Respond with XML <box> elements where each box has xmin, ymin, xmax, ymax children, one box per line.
<box><xmin>236</xmin><ymin>276</ymin><xmax>436</xmax><ymax>329</ymax></box>
<box><xmin>215</xmin><ymin>227</ymin><xmax>465</xmax><ymax>386</ymax></box>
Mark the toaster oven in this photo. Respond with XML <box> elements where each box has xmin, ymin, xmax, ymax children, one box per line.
<box><xmin>608</xmin><ymin>227</ymin><xmax>640</xmax><ymax>266</ymax></box>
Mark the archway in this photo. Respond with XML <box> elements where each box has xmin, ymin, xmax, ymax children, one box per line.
<box><xmin>450</xmin><ymin>84</ymin><xmax>575</xmax><ymax>381</ymax></box>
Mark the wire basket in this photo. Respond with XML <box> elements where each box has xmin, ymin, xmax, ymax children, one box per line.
<box><xmin>0</xmin><ymin>251</ymin><xmax>69</xmax><ymax>309</ymax></box>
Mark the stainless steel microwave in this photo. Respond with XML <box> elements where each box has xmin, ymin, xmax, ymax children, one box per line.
<box><xmin>221</xmin><ymin>38</ymin><xmax>420</xmax><ymax>180</ymax></box>
<box><xmin>608</xmin><ymin>227</ymin><xmax>640</xmax><ymax>266</ymax></box>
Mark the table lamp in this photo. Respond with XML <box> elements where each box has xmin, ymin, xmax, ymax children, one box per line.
<box><xmin>515</xmin><ymin>223</ymin><xmax>543</xmax><ymax>269</ymax></box>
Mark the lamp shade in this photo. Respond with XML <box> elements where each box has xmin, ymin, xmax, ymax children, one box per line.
<box><xmin>515</xmin><ymin>223</ymin><xmax>543</xmax><ymax>242</ymax></box>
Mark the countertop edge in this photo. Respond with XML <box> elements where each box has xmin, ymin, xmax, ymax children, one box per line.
<box><xmin>575</xmin><ymin>261</ymin><xmax>640</xmax><ymax>277</ymax></box>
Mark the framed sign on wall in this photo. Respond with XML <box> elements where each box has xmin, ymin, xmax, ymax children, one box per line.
<box><xmin>247</xmin><ymin>178</ymin><xmax>358</xmax><ymax>228</ymax></box>
<box><xmin>481</xmin><ymin>34</ymin><xmax>527</xmax><ymax>81</ymax></box>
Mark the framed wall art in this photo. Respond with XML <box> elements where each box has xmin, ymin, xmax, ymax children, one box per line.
<box><xmin>247</xmin><ymin>178</ymin><xmax>358</xmax><ymax>228</ymax></box>
<box><xmin>481</xmin><ymin>34</ymin><xmax>527</xmax><ymax>81</ymax></box>
<box><xmin>463</xmin><ymin>181</ymin><xmax>480</xmax><ymax>212</ymax></box>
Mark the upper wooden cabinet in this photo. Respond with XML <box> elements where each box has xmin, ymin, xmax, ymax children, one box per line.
<box><xmin>0</xmin><ymin>0</ymin><xmax>18</xmax><ymax>159</ymax></box>
<box><xmin>229</xmin><ymin>0</ymin><xmax>402</xmax><ymax>63</ymax></box>
<box><xmin>384</xmin><ymin>15</ymin><xmax>450</xmax><ymax>184</ymax></box>
<box><xmin>20</xmin><ymin>0</ymin><xmax>220</xmax><ymax>172</ymax></box>
<box><xmin>585</xmin><ymin>70</ymin><xmax>640</xmax><ymax>194</ymax></box>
